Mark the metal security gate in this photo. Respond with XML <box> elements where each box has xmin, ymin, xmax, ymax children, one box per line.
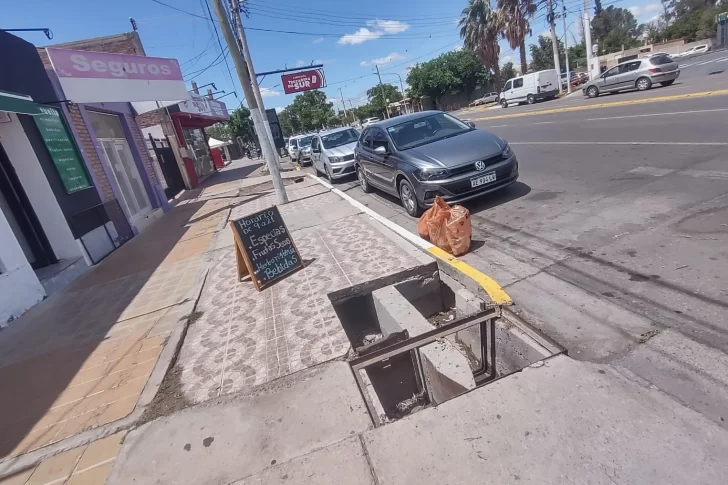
<box><xmin>149</xmin><ymin>134</ymin><xmax>185</xmax><ymax>199</ymax></box>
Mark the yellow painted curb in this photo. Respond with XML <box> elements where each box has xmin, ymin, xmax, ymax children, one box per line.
<box><xmin>427</xmin><ymin>246</ymin><xmax>513</xmax><ymax>305</ymax></box>
<box><xmin>471</xmin><ymin>88</ymin><xmax>728</xmax><ymax>123</ymax></box>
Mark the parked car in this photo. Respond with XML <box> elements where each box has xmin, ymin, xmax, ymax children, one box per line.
<box><xmin>560</xmin><ymin>71</ymin><xmax>578</xmax><ymax>88</ymax></box>
<box><xmin>500</xmin><ymin>69</ymin><xmax>559</xmax><ymax>107</ymax></box>
<box><xmin>582</xmin><ymin>54</ymin><xmax>680</xmax><ymax>98</ymax></box>
<box><xmin>362</xmin><ymin>117</ymin><xmax>380</xmax><ymax>127</ymax></box>
<box><xmin>311</xmin><ymin>127</ymin><xmax>360</xmax><ymax>181</ymax></box>
<box><xmin>287</xmin><ymin>135</ymin><xmax>302</xmax><ymax>163</ymax></box>
<box><xmin>354</xmin><ymin>111</ymin><xmax>519</xmax><ymax>217</ymax></box>
<box><xmin>295</xmin><ymin>135</ymin><xmax>314</xmax><ymax>165</ymax></box>
<box><xmin>675</xmin><ymin>44</ymin><xmax>710</xmax><ymax>58</ymax></box>
<box><xmin>469</xmin><ymin>92</ymin><xmax>499</xmax><ymax>106</ymax></box>
<box><xmin>577</xmin><ymin>72</ymin><xmax>589</xmax><ymax>83</ymax></box>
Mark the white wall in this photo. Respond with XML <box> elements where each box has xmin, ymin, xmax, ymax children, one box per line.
<box><xmin>0</xmin><ymin>113</ymin><xmax>81</xmax><ymax>260</ymax></box>
<box><xmin>0</xmin><ymin>203</ymin><xmax>44</xmax><ymax>325</ymax></box>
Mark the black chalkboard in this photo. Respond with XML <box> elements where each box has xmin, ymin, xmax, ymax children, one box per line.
<box><xmin>230</xmin><ymin>206</ymin><xmax>303</xmax><ymax>290</ymax></box>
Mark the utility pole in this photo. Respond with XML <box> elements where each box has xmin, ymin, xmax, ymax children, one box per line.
<box><xmin>562</xmin><ymin>1</ymin><xmax>572</xmax><ymax>94</ymax></box>
<box><xmin>210</xmin><ymin>0</ymin><xmax>287</xmax><ymax>203</ymax></box>
<box><xmin>230</xmin><ymin>0</ymin><xmax>280</xmax><ymax>167</ymax></box>
<box><xmin>547</xmin><ymin>0</ymin><xmax>563</xmax><ymax>92</ymax></box>
<box><xmin>338</xmin><ymin>87</ymin><xmax>349</xmax><ymax>123</ymax></box>
<box><xmin>374</xmin><ymin>64</ymin><xmax>389</xmax><ymax>119</ymax></box>
<box><xmin>584</xmin><ymin>0</ymin><xmax>597</xmax><ymax>80</ymax></box>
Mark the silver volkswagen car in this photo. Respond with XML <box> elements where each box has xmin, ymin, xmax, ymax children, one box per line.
<box><xmin>310</xmin><ymin>127</ymin><xmax>360</xmax><ymax>181</ymax></box>
<box><xmin>582</xmin><ymin>54</ymin><xmax>680</xmax><ymax>98</ymax></box>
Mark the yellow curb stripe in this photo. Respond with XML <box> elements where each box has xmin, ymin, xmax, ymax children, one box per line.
<box><xmin>427</xmin><ymin>246</ymin><xmax>512</xmax><ymax>305</ymax></box>
<box><xmin>471</xmin><ymin>89</ymin><xmax>728</xmax><ymax>122</ymax></box>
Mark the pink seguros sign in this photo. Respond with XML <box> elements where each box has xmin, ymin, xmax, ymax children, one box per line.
<box><xmin>46</xmin><ymin>48</ymin><xmax>189</xmax><ymax>103</ymax></box>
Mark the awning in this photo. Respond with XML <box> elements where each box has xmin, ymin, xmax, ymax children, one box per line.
<box><xmin>208</xmin><ymin>137</ymin><xmax>232</xmax><ymax>148</ymax></box>
<box><xmin>0</xmin><ymin>90</ymin><xmax>42</xmax><ymax>115</ymax></box>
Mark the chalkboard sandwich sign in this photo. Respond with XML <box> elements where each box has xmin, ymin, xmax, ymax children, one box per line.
<box><xmin>230</xmin><ymin>206</ymin><xmax>304</xmax><ymax>291</ymax></box>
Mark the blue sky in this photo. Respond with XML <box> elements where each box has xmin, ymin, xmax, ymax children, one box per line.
<box><xmin>3</xmin><ymin>0</ymin><xmax>663</xmax><ymax>113</ymax></box>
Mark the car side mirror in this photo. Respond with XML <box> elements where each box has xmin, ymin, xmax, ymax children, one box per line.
<box><xmin>312</xmin><ymin>147</ymin><xmax>320</xmax><ymax>153</ymax></box>
<box><xmin>467</xmin><ymin>121</ymin><xmax>475</xmax><ymax>128</ymax></box>
<box><xmin>374</xmin><ymin>145</ymin><xmax>388</xmax><ymax>155</ymax></box>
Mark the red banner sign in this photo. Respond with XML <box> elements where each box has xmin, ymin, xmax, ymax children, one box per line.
<box><xmin>281</xmin><ymin>69</ymin><xmax>326</xmax><ymax>94</ymax></box>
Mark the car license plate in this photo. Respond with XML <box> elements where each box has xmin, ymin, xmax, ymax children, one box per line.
<box><xmin>471</xmin><ymin>172</ymin><xmax>496</xmax><ymax>188</ymax></box>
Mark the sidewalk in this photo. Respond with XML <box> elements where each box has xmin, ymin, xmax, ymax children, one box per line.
<box><xmin>104</xmin><ymin>174</ymin><xmax>728</xmax><ymax>485</ymax></box>
<box><xmin>0</xmin><ymin>159</ymin><xmax>255</xmax><ymax>483</ymax></box>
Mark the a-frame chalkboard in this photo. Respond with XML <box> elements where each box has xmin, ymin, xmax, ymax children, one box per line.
<box><xmin>230</xmin><ymin>206</ymin><xmax>304</xmax><ymax>291</ymax></box>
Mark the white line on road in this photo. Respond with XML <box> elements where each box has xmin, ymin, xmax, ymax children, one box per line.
<box><xmin>717</xmin><ymin>57</ymin><xmax>728</xmax><ymax>63</ymax></box>
<box><xmin>628</xmin><ymin>167</ymin><xmax>675</xmax><ymax>176</ymax></box>
<box><xmin>694</xmin><ymin>59</ymin><xmax>719</xmax><ymax>66</ymax></box>
<box><xmin>509</xmin><ymin>141</ymin><xmax>728</xmax><ymax>146</ymax></box>
<box><xmin>586</xmin><ymin>108</ymin><xmax>728</xmax><ymax>121</ymax></box>
<box><xmin>628</xmin><ymin>166</ymin><xmax>728</xmax><ymax>181</ymax></box>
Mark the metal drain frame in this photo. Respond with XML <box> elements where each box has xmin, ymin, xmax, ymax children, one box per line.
<box><xmin>349</xmin><ymin>308</ymin><xmax>499</xmax><ymax>427</ymax></box>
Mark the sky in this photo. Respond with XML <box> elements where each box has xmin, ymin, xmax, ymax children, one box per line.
<box><xmin>3</xmin><ymin>0</ymin><xmax>665</xmax><ymax>114</ymax></box>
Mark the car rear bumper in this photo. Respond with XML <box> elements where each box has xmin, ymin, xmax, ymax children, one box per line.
<box><xmin>415</xmin><ymin>155</ymin><xmax>519</xmax><ymax>206</ymax></box>
<box><xmin>648</xmin><ymin>69</ymin><xmax>680</xmax><ymax>81</ymax></box>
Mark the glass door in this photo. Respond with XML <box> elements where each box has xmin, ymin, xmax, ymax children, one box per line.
<box><xmin>99</xmin><ymin>138</ymin><xmax>151</xmax><ymax>222</ymax></box>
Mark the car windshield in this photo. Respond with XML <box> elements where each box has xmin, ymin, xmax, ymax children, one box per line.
<box><xmin>650</xmin><ymin>55</ymin><xmax>674</xmax><ymax>65</ymax></box>
<box><xmin>299</xmin><ymin>136</ymin><xmax>313</xmax><ymax>147</ymax></box>
<box><xmin>386</xmin><ymin>113</ymin><xmax>470</xmax><ymax>150</ymax></box>
<box><xmin>321</xmin><ymin>128</ymin><xmax>359</xmax><ymax>149</ymax></box>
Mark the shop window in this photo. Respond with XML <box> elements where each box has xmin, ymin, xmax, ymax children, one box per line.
<box><xmin>183</xmin><ymin>128</ymin><xmax>214</xmax><ymax>179</ymax></box>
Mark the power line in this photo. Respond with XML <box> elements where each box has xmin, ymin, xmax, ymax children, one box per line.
<box><xmin>184</xmin><ymin>47</ymin><xmax>229</xmax><ymax>80</ymax></box>
<box><xmin>202</xmin><ymin>0</ymin><xmax>237</xmax><ymax>90</ymax></box>
<box><xmin>245</xmin><ymin>0</ymin><xmax>460</xmax><ymax>22</ymax></box>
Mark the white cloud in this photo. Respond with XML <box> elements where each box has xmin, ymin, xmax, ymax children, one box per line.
<box><xmin>313</xmin><ymin>37</ymin><xmax>324</xmax><ymax>44</ymax></box>
<box><xmin>338</xmin><ymin>19</ymin><xmax>410</xmax><ymax>45</ymax></box>
<box><xmin>260</xmin><ymin>87</ymin><xmax>281</xmax><ymax>97</ymax></box>
<box><xmin>501</xmin><ymin>55</ymin><xmax>514</xmax><ymax>65</ymax></box>
<box><xmin>539</xmin><ymin>30</ymin><xmax>551</xmax><ymax>38</ymax></box>
<box><xmin>453</xmin><ymin>45</ymin><xmax>464</xmax><ymax>52</ymax></box>
<box><xmin>274</xmin><ymin>106</ymin><xmax>284</xmax><ymax>113</ymax></box>
<box><xmin>629</xmin><ymin>3</ymin><xmax>661</xmax><ymax>17</ymax></box>
<box><xmin>295</xmin><ymin>60</ymin><xmax>306</xmax><ymax>68</ymax></box>
<box><xmin>360</xmin><ymin>52</ymin><xmax>405</xmax><ymax>67</ymax></box>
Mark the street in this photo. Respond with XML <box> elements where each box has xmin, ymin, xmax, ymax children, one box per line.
<box><xmin>305</xmin><ymin>79</ymin><xmax>728</xmax><ymax>428</ymax></box>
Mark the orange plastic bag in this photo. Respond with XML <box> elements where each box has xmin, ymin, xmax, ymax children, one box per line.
<box><xmin>417</xmin><ymin>196</ymin><xmax>449</xmax><ymax>240</ymax></box>
<box><xmin>445</xmin><ymin>204</ymin><xmax>472</xmax><ymax>256</ymax></box>
<box><xmin>417</xmin><ymin>196</ymin><xmax>472</xmax><ymax>256</ymax></box>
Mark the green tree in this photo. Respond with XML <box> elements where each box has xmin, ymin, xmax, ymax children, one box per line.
<box><xmin>591</xmin><ymin>6</ymin><xmax>643</xmax><ymax>55</ymax></box>
<box><xmin>406</xmin><ymin>50</ymin><xmax>491</xmax><ymax>103</ymax></box>
<box><xmin>205</xmin><ymin>122</ymin><xmax>231</xmax><ymax>141</ymax></box>
<box><xmin>529</xmin><ymin>35</ymin><xmax>565</xmax><ymax>71</ymax></box>
<box><xmin>501</xmin><ymin>61</ymin><xmax>517</xmax><ymax>81</ymax></box>
<box><xmin>459</xmin><ymin>0</ymin><xmax>504</xmax><ymax>90</ymax></box>
<box><xmin>280</xmin><ymin>90</ymin><xmax>338</xmax><ymax>133</ymax></box>
<box><xmin>658</xmin><ymin>1</ymin><xmax>722</xmax><ymax>42</ymax></box>
<box><xmin>367</xmin><ymin>84</ymin><xmax>403</xmax><ymax>118</ymax></box>
<box><xmin>227</xmin><ymin>107</ymin><xmax>257</xmax><ymax>145</ymax></box>
<box><xmin>497</xmin><ymin>0</ymin><xmax>537</xmax><ymax>75</ymax></box>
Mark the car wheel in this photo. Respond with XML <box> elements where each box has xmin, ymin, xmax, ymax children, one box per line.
<box><xmin>527</xmin><ymin>94</ymin><xmax>535</xmax><ymax>105</ymax></box>
<box><xmin>398</xmin><ymin>178</ymin><xmax>422</xmax><ymax>217</ymax></box>
<box><xmin>661</xmin><ymin>80</ymin><xmax>675</xmax><ymax>86</ymax></box>
<box><xmin>357</xmin><ymin>166</ymin><xmax>373</xmax><ymax>193</ymax></box>
<box><xmin>586</xmin><ymin>86</ymin><xmax>599</xmax><ymax>98</ymax></box>
<box><xmin>636</xmin><ymin>77</ymin><xmax>652</xmax><ymax>91</ymax></box>
<box><xmin>500</xmin><ymin>98</ymin><xmax>508</xmax><ymax>108</ymax></box>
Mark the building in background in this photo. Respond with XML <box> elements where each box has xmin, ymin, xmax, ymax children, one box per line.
<box><xmin>138</xmin><ymin>85</ymin><xmax>229</xmax><ymax>189</ymax></box>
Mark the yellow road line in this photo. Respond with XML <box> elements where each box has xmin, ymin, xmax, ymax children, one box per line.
<box><xmin>471</xmin><ymin>89</ymin><xmax>728</xmax><ymax>122</ymax></box>
<box><xmin>427</xmin><ymin>246</ymin><xmax>513</xmax><ymax>305</ymax></box>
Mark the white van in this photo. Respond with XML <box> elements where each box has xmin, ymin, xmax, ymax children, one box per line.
<box><xmin>500</xmin><ymin>69</ymin><xmax>559</xmax><ymax>108</ymax></box>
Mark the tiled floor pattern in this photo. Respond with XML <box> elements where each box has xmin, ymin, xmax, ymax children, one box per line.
<box><xmin>0</xmin><ymin>196</ymin><xmax>229</xmax><ymax>460</ymax></box>
<box><xmin>0</xmin><ymin>432</ymin><xmax>126</xmax><ymax>485</ymax></box>
<box><xmin>177</xmin><ymin>213</ymin><xmax>421</xmax><ymax>403</ymax></box>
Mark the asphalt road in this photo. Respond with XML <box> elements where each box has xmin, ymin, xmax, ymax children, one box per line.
<box><xmin>301</xmin><ymin>75</ymin><xmax>728</xmax><ymax>429</ymax></box>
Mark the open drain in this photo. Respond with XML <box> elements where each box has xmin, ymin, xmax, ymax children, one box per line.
<box><xmin>328</xmin><ymin>263</ymin><xmax>564</xmax><ymax>426</ymax></box>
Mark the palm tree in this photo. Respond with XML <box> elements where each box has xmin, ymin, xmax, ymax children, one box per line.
<box><xmin>497</xmin><ymin>0</ymin><xmax>536</xmax><ymax>75</ymax></box>
<box><xmin>459</xmin><ymin>0</ymin><xmax>504</xmax><ymax>91</ymax></box>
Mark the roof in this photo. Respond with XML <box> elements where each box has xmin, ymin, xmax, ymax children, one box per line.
<box><xmin>318</xmin><ymin>126</ymin><xmax>355</xmax><ymax>136</ymax></box>
<box><xmin>375</xmin><ymin>110</ymin><xmax>442</xmax><ymax>129</ymax></box>
<box><xmin>208</xmin><ymin>137</ymin><xmax>232</xmax><ymax>148</ymax></box>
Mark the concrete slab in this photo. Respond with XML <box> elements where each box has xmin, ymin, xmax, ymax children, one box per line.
<box><xmin>231</xmin><ymin>437</ymin><xmax>374</xmax><ymax>485</ymax></box>
<box><xmin>363</xmin><ymin>355</ymin><xmax>728</xmax><ymax>485</ymax></box>
<box><xmin>107</xmin><ymin>362</ymin><xmax>372</xmax><ymax>485</ymax></box>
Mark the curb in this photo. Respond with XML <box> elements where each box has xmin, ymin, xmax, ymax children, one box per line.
<box><xmin>306</xmin><ymin>174</ymin><xmax>512</xmax><ymax>306</ymax></box>
<box><xmin>470</xmin><ymin>88</ymin><xmax>728</xmax><ymax>122</ymax></box>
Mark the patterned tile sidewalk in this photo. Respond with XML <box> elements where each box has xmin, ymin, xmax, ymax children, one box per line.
<box><xmin>0</xmin><ymin>194</ymin><xmax>232</xmax><ymax>462</ymax></box>
<box><xmin>176</xmin><ymin>185</ymin><xmax>423</xmax><ymax>403</ymax></box>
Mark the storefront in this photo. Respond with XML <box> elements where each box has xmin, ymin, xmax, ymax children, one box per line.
<box><xmin>168</xmin><ymin>93</ymin><xmax>229</xmax><ymax>187</ymax></box>
<box><xmin>0</xmin><ymin>32</ymin><xmax>107</xmax><ymax>323</ymax></box>
<box><xmin>43</xmin><ymin>41</ymin><xmax>190</xmax><ymax>233</ymax></box>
